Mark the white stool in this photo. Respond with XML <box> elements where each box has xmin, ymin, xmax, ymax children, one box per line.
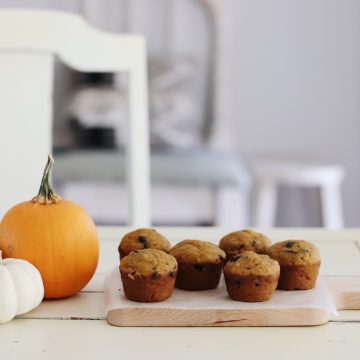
<box><xmin>252</xmin><ymin>161</ymin><xmax>345</xmax><ymax>229</ymax></box>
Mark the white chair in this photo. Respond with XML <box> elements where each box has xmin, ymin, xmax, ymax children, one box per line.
<box><xmin>52</xmin><ymin>0</ymin><xmax>251</xmax><ymax>228</ymax></box>
<box><xmin>253</xmin><ymin>160</ymin><xmax>345</xmax><ymax>229</ymax></box>
<box><xmin>0</xmin><ymin>9</ymin><xmax>150</xmax><ymax>226</ymax></box>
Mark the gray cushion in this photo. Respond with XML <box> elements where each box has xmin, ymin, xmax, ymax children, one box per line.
<box><xmin>53</xmin><ymin>150</ymin><xmax>251</xmax><ymax>187</ymax></box>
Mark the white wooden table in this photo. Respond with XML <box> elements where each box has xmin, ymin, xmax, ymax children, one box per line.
<box><xmin>1</xmin><ymin>227</ymin><xmax>360</xmax><ymax>360</ymax></box>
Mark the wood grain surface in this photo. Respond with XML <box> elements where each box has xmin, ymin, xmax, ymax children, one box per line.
<box><xmin>105</xmin><ymin>268</ymin><xmax>360</xmax><ymax>327</ymax></box>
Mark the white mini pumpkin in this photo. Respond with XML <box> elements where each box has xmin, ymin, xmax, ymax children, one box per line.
<box><xmin>0</xmin><ymin>250</ymin><xmax>44</xmax><ymax>324</ymax></box>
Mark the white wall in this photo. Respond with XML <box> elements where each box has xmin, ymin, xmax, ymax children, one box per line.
<box><xmin>225</xmin><ymin>0</ymin><xmax>360</xmax><ymax>226</ymax></box>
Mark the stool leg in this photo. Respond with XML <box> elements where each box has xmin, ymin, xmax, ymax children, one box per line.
<box><xmin>214</xmin><ymin>186</ymin><xmax>250</xmax><ymax>227</ymax></box>
<box><xmin>254</xmin><ymin>181</ymin><xmax>278</xmax><ymax>228</ymax></box>
<box><xmin>320</xmin><ymin>181</ymin><xmax>344</xmax><ymax>229</ymax></box>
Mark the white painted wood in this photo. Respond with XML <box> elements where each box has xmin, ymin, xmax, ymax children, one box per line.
<box><xmin>253</xmin><ymin>161</ymin><xmax>345</xmax><ymax>228</ymax></box>
<box><xmin>0</xmin><ymin>54</ymin><xmax>53</xmax><ymax>216</ymax></box>
<box><xmin>18</xmin><ymin>292</ymin><xmax>106</xmax><ymax>320</ymax></box>
<box><xmin>127</xmin><ymin>41</ymin><xmax>151</xmax><ymax>227</ymax></box>
<box><xmin>203</xmin><ymin>0</ymin><xmax>235</xmax><ymax>152</ymax></box>
<box><xmin>320</xmin><ymin>181</ymin><xmax>344</xmax><ymax>229</ymax></box>
<box><xmin>315</xmin><ymin>241</ymin><xmax>360</xmax><ymax>276</ymax></box>
<box><xmin>254</xmin><ymin>181</ymin><xmax>278</xmax><ymax>228</ymax></box>
<box><xmin>1</xmin><ymin>320</ymin><xmax>360</xmax><ymax>360</ymax></box>
<box><xmin>214</xmin><ymin>186</ymin><xmax>249</xmax><ymax>227</ymax></box>
<box><xmin>82</xmin><ymin>274</ymin><xmax>105</xmax><ymax>292</ymax></box>
<box><xmin>1</xmin><ymin>227</ymin><xmax>360</xmax><ymax>358</ymax></box>
<box><xmin>0</xmin><ymin>10</ymin><xmax>150</xmax><ymax>226</ymax></box>
<box><xmin>62</xmin><ymin>182</ymin><xmax>215</xmax><ymax>225</ymax></box>
<box><xmin>331</xmin><ymin>310</ymin><xmax>360</xmax><ymax>322</ymax></box>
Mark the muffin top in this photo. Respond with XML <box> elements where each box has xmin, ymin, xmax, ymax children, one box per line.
<box><xmin>169</xmin><ymin>240</ymin><xmax>226</xmax><ymax>264</ymax></box>
<box><xmin>267</xmin><ymin>240</ymin><xmax>321</xmax><ymax>266</ymax></box>
<box><xmin>219</xmin><ymin>229</ymin><xmax>272</xmax><ymax>257</ymax></box>
<box><xmin>224</xmin><ymin>251</ymin><xmax>280</xmax><ymax>276</ymax></box>
<box><xmin>118</xmin><ymin>228</ymin><xmax>171</xmax><ymax>258</ymax></box>
<box><xmin>120</xmin><ymin>249</ymin><xmax>177</xmax><ymax>278</ymax></box>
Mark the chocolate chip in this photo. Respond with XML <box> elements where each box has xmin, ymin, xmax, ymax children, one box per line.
<box><xmin>193</xmin><ymin>264</ymin><xmax>204</xmax><ymax>272</ymax></box>
<box><xmin>229</xmin><ymin>255</ymin><xmax>241</xmax><ymax>262</ymax></box>
<box><xmin>252</xmin><ymin>240</ymin><xmax>256</xmax><ymax>247</ymax></box>
<box><xmin>286</xmin><ymin>241</ymin><xmax>295</xmax><ymax>248</ymax></box>
<box><xmin>169</xmin><ymin>271</ymin><xmax>175</xmax><ymax>277</ymax></box>
<box><xmin>138</xmin><ymin>236</ymin><xmax>148</xmax><ymax>248</ymax></box>
<box><xmin>152</xmin><ymin>271</ymin><xmax>159</xmax><ymax>279</ymax></box>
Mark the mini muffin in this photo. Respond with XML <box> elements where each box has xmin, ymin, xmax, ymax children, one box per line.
<box><xmin>169</xmin><ymin>240</ymin><xmax>226</xmax><ymax>290</ymax></box>
<box><xmin>120</xmin><ymin>249</ymin><xmax>178</xmax><ymax>302</ymax></box>
<box><xmin>118</xmin><ymin>228</ymin><xmax>171</xmax><ymax>259</ymax></box>
<box><xmin>223</xmin><ymin>251</ymin><xmax>280</xmax><ymax>302</ymax></box>
<box><xmin>267</xmin><ymin>240</ymin><xmax>321</xmax><ymax>290</ymax></box>
<box><xmin>219</xmin><ymin>229</ymin><xmax>272</xmax><ymax>260</ymax></box>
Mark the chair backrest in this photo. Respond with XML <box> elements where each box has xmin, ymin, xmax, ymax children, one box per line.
<box><xmin>0</xmin><ymin>9</ymin><xmax>150</xmax><ymax>226</ymax></box>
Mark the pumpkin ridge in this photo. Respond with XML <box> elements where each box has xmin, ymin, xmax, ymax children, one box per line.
<box><xmin>0</xmin><ymin>157</ymin><xmax>99</xmax><ymax>299</ymax></box>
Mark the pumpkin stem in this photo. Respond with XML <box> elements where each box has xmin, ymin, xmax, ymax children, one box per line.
<box><xmin>32</xmin><ymin>155</ymin><xmax>62</xmax><ymax>205</ymax></box>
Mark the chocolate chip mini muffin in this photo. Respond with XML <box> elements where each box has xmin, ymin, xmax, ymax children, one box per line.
<box><xmin>223</xmin><ymin>251</ymin><xmax>280</xmax><ymax>302</ymax></box>
<box><xmin>267</xmin><ymin>240</ymin><xmax>321</xmax><ymax>290</ymax></box>
<box><xmin>169</xmin><ymin>240</ymin><xmax>226</xmax><ymax>290</ymax></box>
<box><xmin>219</xmin><ymin>229</ymin><xmax>272</xmax><ymax>260</ymax></box>
<box><xmin>120</xmin><ymin>249</ymin><xmax>178</xmax><ymax>302</ymax></box>
<box><xmin>118</xmin><ymin>228</ymin><xmax>171</xmax><ymax>259</ymax></box>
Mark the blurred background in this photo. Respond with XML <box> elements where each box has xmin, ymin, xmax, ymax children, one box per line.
<box><xmin>1</xmin><ymin>0</ymin><xmax>360</xmax><ymax>228</ymax></box>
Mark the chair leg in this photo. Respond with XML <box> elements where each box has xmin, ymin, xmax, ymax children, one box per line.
<box><xmin>214</xmin><ymin>186</ymin><xmax>249</xmax><ymax>228</ymax></box>
<box><xmin>320</xmin><ymin>181</ymin><xmax>344</xmax><ymax>229</ymax></box>
<box><xmin>254</xmin><ymin>181</ymin><xmax>278</xmax><ymax>228</ymax></box>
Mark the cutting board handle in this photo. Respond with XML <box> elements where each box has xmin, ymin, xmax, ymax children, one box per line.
<box><xmin>325</xmin><ymin>277</ymin><xmax>360</xmax><ymax>310</ymax></box>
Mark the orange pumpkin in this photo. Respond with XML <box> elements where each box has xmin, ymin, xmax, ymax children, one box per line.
<box><xmin>0</xmin><ymin>155</ymin><xmax>99</xmax><ymax>299</ymax></box>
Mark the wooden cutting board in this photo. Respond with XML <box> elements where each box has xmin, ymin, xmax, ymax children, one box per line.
<box><xmin>325</xmin><ymin>277</ymin><xmax>360</xmax><ymax>310</ymax></box>
<box><xmin>105</xmin><ymin>267</ymin><xmax>360</xmax><ymax>327</ymax></box>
